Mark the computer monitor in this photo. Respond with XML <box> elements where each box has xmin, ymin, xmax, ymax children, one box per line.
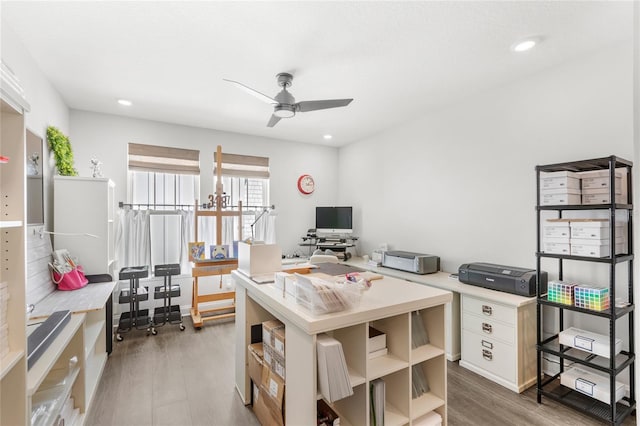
<box><xmin>315</xmin><ymin>206</ymin><xmax>353</xmax><ymax>235</ymax></box>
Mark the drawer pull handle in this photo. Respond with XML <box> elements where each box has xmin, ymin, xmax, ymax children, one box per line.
<box><xmin>482</xmin><ymin>349</ymin><xmax>493</xmax><ymax>361</ymax></box>
<box><xmin>482</xmin><ymin>323</ymin><xmax>492</xmax><ymax>333</ymax></box>
<box><xmin>481</xmin><ymin>340</ymin><xmax>493</xmax><ymax>349</ymax></box>
<box><xmin>482</xmin><ymin>305</ymin><xmax>493</xmax><ymax>315</ymax></box>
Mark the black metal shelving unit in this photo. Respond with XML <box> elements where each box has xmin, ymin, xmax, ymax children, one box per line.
<box><xmin>535</xmin><ymin>155</ymin><xmax>635</xmax><ymax>425</ymax></box>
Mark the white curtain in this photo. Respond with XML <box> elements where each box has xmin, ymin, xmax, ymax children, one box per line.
<box><xmin>254</xmin><ymin>212</ymin><xmax>277</xmax><ymax>244</ymax></box>
<box><xmin>180</xmin><ymin>210</ymin><xmax>195</xmax><ymax>273</ymax></box>
<box><xmin>114</xmin><ymin>209</ymin><xmax>151</xmax><ymax>272</ymax></box>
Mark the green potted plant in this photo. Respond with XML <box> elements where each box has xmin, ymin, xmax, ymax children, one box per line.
<box><xmin>47</xmin><ymin>126</ymin><xmax>78</xmax><ymax>176</ymax></box>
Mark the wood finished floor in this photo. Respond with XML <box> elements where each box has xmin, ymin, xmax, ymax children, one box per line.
<box><xmin>86</xmin><ymin>319</ymin><xmax>636</xmax><ymax>426</ymax></box>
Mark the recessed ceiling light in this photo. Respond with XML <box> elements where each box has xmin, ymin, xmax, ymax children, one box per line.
<box><xmin>323</xmin><ymin>134</ymin><xmax>333</xmax><ymax>140</ymax></box>
<box><xmin>118</xmin><ymin>99</ymin><xmax>132</xmax><ymax>106</ymax></box>
<box><xmin>511</xmin><ymin>37</ymin><xmax>541</xmax><ymax>53</ymax></box>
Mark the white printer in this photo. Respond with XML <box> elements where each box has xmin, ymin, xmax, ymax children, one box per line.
<box><xmin>382</xmin><ymin>251</ymin><xmax>440</xmax><ymax>274</ymax></box>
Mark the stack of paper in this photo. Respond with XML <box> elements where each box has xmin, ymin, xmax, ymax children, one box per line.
<box><xmin>370</xmin><ymin>378</ymin><xmax>385</xmax><ymax>426</ymax></box>
<box><xmin>412</xmin><ymin>365</ymin><xmax>430</xmax><ymax>399</ymax></box>
<box><xmin>369</xmin><ymin>326</ymin><xmax>388</xmax><ymax>359</ymax></box>
<box><xmin>411</xmin><ymin>311</ymin><xmax>430</xmax><ymax>349</ymax></box>
<box><xmin>317</xmin><ymin>333</ymin><xmax>354</xmax><ymax>403</ymax></box>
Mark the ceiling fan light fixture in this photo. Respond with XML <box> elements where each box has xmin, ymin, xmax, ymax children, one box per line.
<box><xmin>273</xmin><ymin>105</ymin><xmax>295</xmax><ymax>118</ymax></box>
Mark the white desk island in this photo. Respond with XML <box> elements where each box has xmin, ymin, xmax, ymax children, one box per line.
<box><xmin>233</xmin><ymin>270</ymin><xmax>452</xmax><ymax>426</ymax></box>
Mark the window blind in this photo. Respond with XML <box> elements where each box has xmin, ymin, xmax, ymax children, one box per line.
<box><xmin>214</xmin><ymin>152</ymin><xmax>270</xmax><ymax>179</ymax></box>
<box><xmin>128</xmin><ymin>143</ymin><xmax>200</xmax><ymax>175</ymax></box>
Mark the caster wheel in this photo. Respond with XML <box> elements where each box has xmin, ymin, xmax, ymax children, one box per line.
<box><xmin>116</xmin><ymin>334</ymin><xmax>123</xmax><ymax>342</ymax></box>
<box><xmin>195</xmin><ymin>326</ymin><xmax>202</xmax><ymax>331</ymax></box>
<box><xmin>151</xmin><ymin>329</ymin><xmax>158</xmax><ymax>335</ymax></box>
<box><xmin>180</xmin><ymin>324</ymin><xmax>185</xmax><ymax>331</ymax></box>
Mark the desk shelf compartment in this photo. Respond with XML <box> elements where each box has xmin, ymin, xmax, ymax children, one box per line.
<box><xmin>328</xmin><ymin>382</ymin><xmax>365</xmax><ymax>426</ymax></box>
<box><xmin>410</xmin><ymin>357</ymin><xmax>446</xmax><ymax>421</ymax></box>
<box><xmin>535</xmin><ymin>155</ymin><xmax>636</xmax><ymax>425</ymax></box>
<box><xmin>377</xmin><ymin>368</ymin><xmax>410</xmax><ymax>426</ymax></box>
<box><xmin>30</xmin><ymin>364</ymin><xmax>80</xmax><ymax>426</ymax></box>
<box><xmin>411</xmin><ymin>306</ymin><xmax>446</xmax><ymax>365</ymax></box>
<box><xmin>368</xmin><ymin>314</ymin><xmax>410</xmax><ymax>380</ymax></box>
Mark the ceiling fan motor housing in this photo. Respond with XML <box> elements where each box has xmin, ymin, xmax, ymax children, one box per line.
<box><xmin>274</xmin><ymin>104</ymin><xmax>296</xmax><ymax>118</ymax></box>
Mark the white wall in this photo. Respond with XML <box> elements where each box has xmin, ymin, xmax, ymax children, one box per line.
<box><xmin>69</xmin><ymin>110</ymin><xmax>340</xmax><ymax>256</ymax></box>
<box><xmin>339</xmin><ymin>41</ymin><xmax>633</xmax><ymax>273</ymax></box>
<box><xmin>1</xmin><ymin>24</ymin><xmax>69</xmax><ymax>228</ymax></box>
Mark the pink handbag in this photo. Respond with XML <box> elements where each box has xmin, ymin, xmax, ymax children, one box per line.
<box><xmin>51</xmin><ymin>264</ymin><xmax>89</xmax><ymax>291</ymax></box>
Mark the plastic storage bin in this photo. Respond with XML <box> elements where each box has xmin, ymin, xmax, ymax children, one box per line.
<box><xmin>294</xmin><ymin>273</ymin><xmax>361</xmax><ymax>314</ymax></box>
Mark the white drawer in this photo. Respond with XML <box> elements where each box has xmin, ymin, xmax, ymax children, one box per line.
<box><xmin>462</xmin><ymin>330</ymin><xmax>516</xmax><ymax>383</ymax></box>
<box><xmin>462</xmin><ymin>296</ymin><xmax>516</xmax><ymax>326</ymax></box>
<box><xmin>462</xmin><ymin>312</ymin><xmax>515</xmax><ymax>345</ymax></box>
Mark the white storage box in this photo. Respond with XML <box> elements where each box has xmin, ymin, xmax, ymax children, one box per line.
<box><xmin>559</xmin><ymin>327</ymin><xmax>622</xmax><ymax>358</ymax></box>
<box><xmin>571</xmin><ymin>222</ymin><xmax>624</xmax><ymax>240</ymax></box>
<box><xmin>579</xmin><ymin>170</ymin><xmax>622</xmax><ymax>190</ymax></box>
<box><xmin>571</xmin><ymin>242</ymin><xmax>624</xmax><ymax>258</ymax></box>
<box><xmin>413</xmin><ymin>411</ymin><xmax>442</xmax><ymax>426</ymax></box>
<box><xmin>273</xmin><ymin>272</ymin><xmax>296</xmax><ymax>297</ymax></box>
<box><xmin>540</xmin><ymin>189</ymin><xmax>581</xmax><ymax>206</ymax></box>
<box><xmin>237</xmin><ymin>242</ymin><xmax>282</xmax><ymax>277</ymax></box>
<box><xmin>543</xmin><ymin>242</ymin><xmax>570</xmax><ymax>255</ymax></box>
<box><xmin>543</xmin><ymin>220</ymin><xmax>571</xmax><ymax>239</ymax></box>
<box><xmin>539</xmin><ymin>171</ymin><xmax>580</xmax><ymax>190</ymax></box>
<box><xmin>561</xmin><ymin>366</ymin><xmax>624</xmax><ymax>404</ymax></box>
<box><xmin>543</xmin><ymin>236</ymin><xmax>570</xmax><ymax>244</ymax></box>
<box><xmin>582</xmin><ymin>193</ymin><xmax>626</xmax><ymax>205</ymax></box>
<box><xmin>571</xmin><ymin>236</ymin><xmax>624</xmax><ymax>246</ymax></box>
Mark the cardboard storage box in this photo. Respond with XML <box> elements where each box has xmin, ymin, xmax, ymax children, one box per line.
<box><xmin>559</xmin><ymin>327</ymin><xmax>622</xmax><ymax>359</ymax></box>
<box><xmin>582</xmin><ymin>192</ymin><xmax>625</xmax><ymax>205</ymax></box>
<box><xmin>262</xmin><ymin>319</ymin><xmax>284</xmax><ymax>348</ymax></box>
<box><xmin>543</xmin><ymin>242</ymin><xmax>570</xmax><ymax>255</ymax></box>
<box><xmin>561</xmin><ymin>366</ymin><xmax>624</xmax><ymax>404</ymax></box>
<box><xmin>540</xmin><ymin>189</ymin><xmax>581</xmax><ymax>206</ymax></box>
<box><xmin>543</xmin><ymin>220</ymin><xmax>571</xmax><ymax>239</ymax></box>
<box><xmin>571</xmin><ymin>242</ymin><xmax>624</xmax><ymax>258</ymax></box>
<box><xmin>578</xmin><ymin>170</ymin><xmax>622</xmax><ymax>190</ymax></box>
<box><xmin>238</xmin><ymin>242</ymin><xmax>283</xmax><ymax>277</ymax></box>
<box><xmin>248</xmin><ymin>343</ymin><xmax>264</xmax><ymax>385</ymax></box>
<box><xmin>570</xmin><ymin>222</ymin><xmax>624</xmax><ymax>240</ymax></box>
<box><xmin>253</xmin><ymin>383</ymin><xmax>283</xmax><ymax>426</ymax></box>
<box><xmin>263</xmin><ymin>342</ymin><xmax>285</xmax><ymax>380</ymax></box>
<box><xmin>260</xmin><ymin>364</ymin><xmax>285</xmax><ymax>426</ymax></box>
<box><xmin>273</xmin><ymin>327</ymin><xmax>285</xmax><ymax>357</ymax></box>
<box><xmin>539</xmin><ymin>171</ymin><xmax>580</xmax><ymax>190</ymax></box>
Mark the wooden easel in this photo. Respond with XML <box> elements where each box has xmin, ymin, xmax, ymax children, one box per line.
<box><xmin>190</xmin><ymin>145</ymin><xmax>243</xmax><ymax>329</ymax></box>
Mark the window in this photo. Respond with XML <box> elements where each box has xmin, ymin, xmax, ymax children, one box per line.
<box><xmin>126</xmin><ymin>143</ymin><xmax>200</xmax><ymax>270</ymax></box>
<box><xmin>214</xmin><ymin>152</ymin><xmax>270</xmax><ymax>239</ymax></box>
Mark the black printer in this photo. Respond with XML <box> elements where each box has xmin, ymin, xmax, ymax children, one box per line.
<box><xmin>458</xmin><ymin>262</ymin><xmax>547</xmax><ymax>297</ymax></box>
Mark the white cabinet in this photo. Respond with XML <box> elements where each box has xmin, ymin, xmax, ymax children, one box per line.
<box><xmin>54</xmin><ymin>176</ymin><xmax>115</xmax><ymax>276</ymax></box>
<box><xmin>460</xmin><ymin>294</ymin><xmax>536</xmax><ymax>393</ymax></box>
<box><xmin>234</xmin><ymin>271</ymin><xmax>451</xmax><ymax>425</ymax></box>
<box><xmin>0</xmin><ymin>97</ymin><xmax>28</xmax><ymax>425</ymax></box>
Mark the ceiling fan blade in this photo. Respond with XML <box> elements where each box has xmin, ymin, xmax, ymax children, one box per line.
<box><xmin>296</xmin><ymin>98</ymin><xmax>353</xmax><ymax>112</ymax></box>
<box><xmin>223</xmin><ymin>78</ymin><xmax>277</xmax><ymax>105</ymax></box>
<box><xmin>267</xmin><ymin>114</ymin><xmax>281</xmax><ymax>127</ymax></box>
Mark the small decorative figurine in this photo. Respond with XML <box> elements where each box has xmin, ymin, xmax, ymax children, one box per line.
<box><xmin>28</xmin><ymin>152</ymin><xmax>39</xmax><ymax>175</ymax></box>
<box><xmin>90</xmin><ymin>157</ymin><xmax>103</xmax><ymax>178</ymax></box>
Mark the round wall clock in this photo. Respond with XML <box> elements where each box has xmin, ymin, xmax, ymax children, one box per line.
<box><xmin>297</xmin><ymin>174</ymin><xmax>315</xmax><ymax>195</ymax></box>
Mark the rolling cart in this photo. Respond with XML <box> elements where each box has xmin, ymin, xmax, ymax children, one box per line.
<box><xmin>152</xmin><ymin>263</ymin><xmax>185</xmax><ymax>333</ymax></box>
<box><xmin>116</xmin><ymin>265</ymin><xmax>151</xmax><ymax>341</ymax></box>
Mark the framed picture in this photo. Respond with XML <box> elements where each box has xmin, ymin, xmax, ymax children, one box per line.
<box><xmin>189</xmin><ymin>241</ymin><xmax>205</xmax><ymax>261</ymax></box>
<box><xmin>211</xmin><ymin>245</ymin><xmax>228</xmax><ymax>260</ymax></box>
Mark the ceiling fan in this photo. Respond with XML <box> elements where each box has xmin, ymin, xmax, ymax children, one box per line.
<box><xmin>223</xmin><ymin>73</ymin><xmax>353</xmax><ymax>127</ymax></box>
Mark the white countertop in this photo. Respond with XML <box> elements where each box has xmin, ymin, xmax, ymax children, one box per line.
<box><xmin>343</xmin><ymin>258</ymin><xmax>536</xmax><ymax>308</ymax></box>
<box><xmin>29</xmin><ymin>281</ymin><xmax>117</xmax><ymax>320</ymax></box>
<box><xmin>233</xmin><ymin>270</ymin><xmax>452</xmax><ymax>335</ymax></box>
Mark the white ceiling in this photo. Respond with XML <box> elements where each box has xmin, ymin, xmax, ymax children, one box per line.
<box><xmin>1</xmin><ymin>1</ymin><xmax>634</xmax><ymax>147</ymax></box>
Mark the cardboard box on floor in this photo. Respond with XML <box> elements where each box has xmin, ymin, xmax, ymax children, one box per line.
<box><xmin>253</xmin><ymin>383</ymin><xmax>282</xmax><ymax>426</ymax></box>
